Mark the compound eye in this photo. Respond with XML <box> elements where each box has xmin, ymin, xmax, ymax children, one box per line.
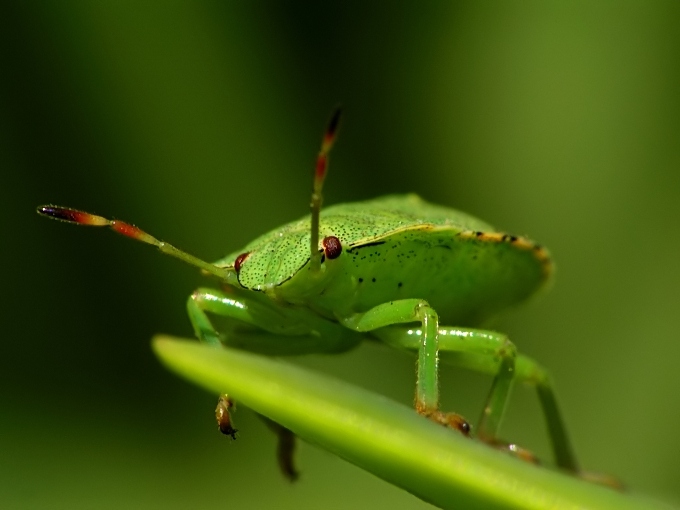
<box><xmin>322</xmin><ymin>236</ymin><xmax>342</xmax><ymax>260</ymax></box>
<box><xmin>234</xmin><ymin>252</ymin><xmax>250</xmax><ymax>273</ymax></box>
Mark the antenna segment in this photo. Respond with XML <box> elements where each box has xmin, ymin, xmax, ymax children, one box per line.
<box><xmin>36</xmin><ymin>205</ymin><xmax>230</xmax><ymax>280</ymax></box>
<box><xmin>310</xmin><ymin>107</ymin><xmax>342</xmax><ymax>271</ymax></box>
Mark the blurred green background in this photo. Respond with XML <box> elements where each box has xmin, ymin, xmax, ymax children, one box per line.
<box><xmin>2</xmin><ymin>2</ymin><xmax>679</xmax><ymax>508</ymax></box>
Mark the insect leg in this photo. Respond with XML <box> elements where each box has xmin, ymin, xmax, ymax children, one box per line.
<box><xmin>188</xmin><ymin>287</ymin><xmax>359</xmax><ymax>480</ymax></box>
<box><xmin>186</xmin><ymin>290</ymin><xmax>223</xmax><ymax>346</ymax></box>
<box><xmin>188</xmin><ymin>287</ymin><xmax>359</xmax><ymax>354</ymax></box>
<box><xmin>216</xmin><ymin>394</ymin><xmax>299</xmax><ymax>480</ymax></box>
<box><xmin>340</xmin><ymin>300</ymin><xmax>467</xmax><ymax>430</ymax></box>
<box><xmin>259</xmin><ymin>416</ymin><xmax>299</xmax><ymax>482</ymax></box>
<box><xmin>373</xmin><ymin>325</ymin><xmax>579</xmax><ymax>473</ymax></box>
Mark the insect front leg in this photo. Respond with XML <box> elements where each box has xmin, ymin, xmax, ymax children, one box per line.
<box><xmin>187</xmin><ymin>286</ymin><xmax>360</xmax><ymax>480</ymax></box>
<box><xmin>187</xmin><ymin>287</ymin><xmax>359</xmax><ymax>354</ymax></box>
<box><xmin>340</xmin><ymin>300</ymin><xmax>470</xmax><ymax>434</ymax></box>
<box><xmin>373</xmin><ymin>326</ymin><xmax>579</xmax><ymax>473</ymax></box>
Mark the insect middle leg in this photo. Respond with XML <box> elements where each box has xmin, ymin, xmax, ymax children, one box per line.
<box><xmin>373</xmin><ymin>325</ymin><xmax>579</xmax><ymax>473</ymax></box>
<box><xmin>341</xmin><ymin>299</ymin><xmax>470</xmax><ymax>434</ymax></box>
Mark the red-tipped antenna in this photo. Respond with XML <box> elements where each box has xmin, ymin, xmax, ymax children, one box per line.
<box><xmin>36</xmin><ymin>205</ymin><xmax>230</xmax><ymax>280</ymax></box>
<box><xmin>310</xmin><ymin>107</ymin><xmax>342</xmax><ymax>271</ymax></box>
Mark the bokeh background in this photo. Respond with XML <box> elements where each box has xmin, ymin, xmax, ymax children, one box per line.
<box><xmin>2</xmin><ymin>2</ymin><xmax>679</xmax><ymax>508</ymax></box>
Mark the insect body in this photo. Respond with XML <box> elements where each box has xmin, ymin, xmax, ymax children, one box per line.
<box><xmin>227</xmin><ymin>194</ymin><xmax>550</xmax><ymax>327</ymax></box>
<box><xmin>37</xmin><ymin>108</ymin><xmax>580</xmax><ymax>480</ymax></box>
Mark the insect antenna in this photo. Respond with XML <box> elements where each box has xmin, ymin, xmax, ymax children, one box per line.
<box><xmin>310</xmin><ymin>106</ymin><xmax>342</xmax><ymax>271</ymax></box>
<box><xmin>36</xmin><ymin>205</ymin><xmax>230</xmax><ymax>280</ymax></box>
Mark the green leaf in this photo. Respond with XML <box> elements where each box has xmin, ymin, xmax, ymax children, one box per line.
<box><xmin>152</xmin><ymin>336</ymin><xmax>670</xmax><ymax>510</ymax></box>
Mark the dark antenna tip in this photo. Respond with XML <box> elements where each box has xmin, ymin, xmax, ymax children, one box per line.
<box><xmin>327</xmin><ymin>105</ymin><xmax>342</xmax><ymax>139</ymax></box>
<box><xmin>36</xmin><ymin>205</ymin><xmax>109</xmax><ymax>225</ymax></box>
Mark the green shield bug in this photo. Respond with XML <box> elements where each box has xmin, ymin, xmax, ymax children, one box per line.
<box><xmin>37</xmin><ymin>108</ymin><xmax>596</xmax><ymax>484</ymax></box>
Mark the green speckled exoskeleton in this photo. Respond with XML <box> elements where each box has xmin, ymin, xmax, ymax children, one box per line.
<box><xmin>38</xmin><ymin>108</ymin><xmax>580</xmax><ymax>481</ymax></box>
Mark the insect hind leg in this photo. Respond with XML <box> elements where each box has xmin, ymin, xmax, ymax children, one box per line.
<box><xmin>373</xmin><ymin>325</ymin><xmax>579</xmax><ymax>473</ymax></box>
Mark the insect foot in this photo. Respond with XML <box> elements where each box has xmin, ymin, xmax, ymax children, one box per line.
<box><xmin>215</xmin><ymin>394</ymin><xmax>237</xmax><ymax>440</ymax></box>
<box><xmin>417</xmin><ymin>404</ymin><xmax>471</xmax><ymax>437</ymax></box>
<box><xmin>578</xmin><ymin>471</ymin><xmax>625</xmax><ymax>491</ymax></box>
<box><xmin>486</xmin><ymin>439</ymin><xmax>540</xmax><ymax>465</ymax></box>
